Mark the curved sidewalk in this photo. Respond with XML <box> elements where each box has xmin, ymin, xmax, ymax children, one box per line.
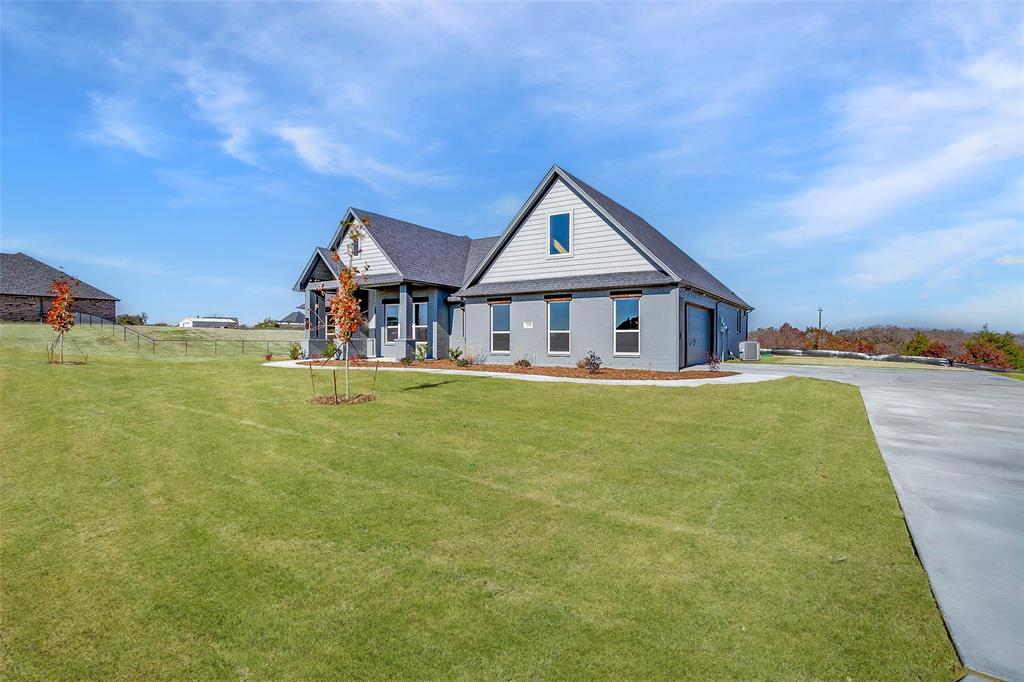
<box><xmin>263</xmin><ymin>359</ymin><xmax>789</xmax><ymax>387</ymax></box>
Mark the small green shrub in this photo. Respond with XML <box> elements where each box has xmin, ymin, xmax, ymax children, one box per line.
<box><xmin>254</xmin><ymin>318</ymin><xmax>279</xmax><ymax>329</ymax></box>
<box><xmin>324</xmin><ymin>341</ymin><xmax>337</xmax><ymax>358</ymax></box>
<box><xmin>400</xmin><ymin>354</ymin><xmax>415</xmax><ymax>365</ymax></box>
<box><xmin>447</xmin><ymin>346</ymin><xmax>463</xmax><ymax>362</ymax></box>
<box><xmin>456</xmin><ymin>357</ymin><xmax>470</xmax><ymax>367</ymax></box>
<box><xmin>414</xmin><ymin>344</ymin><xmax>430</xmax><ymax>362</ymax></box>
<box><xmin>514</xmin><ymin>358</ymin><xmax>531</xmax><ymax>368</ymax></box>
<box><xmin>288</xmin><ymin>342</ymin><xmax>301</xmax><ymax>360</ymax></box>
<box><xmin>902</xmin><ymin>331</ymin><xmax>931</xmax><ymax>356</ymax></box>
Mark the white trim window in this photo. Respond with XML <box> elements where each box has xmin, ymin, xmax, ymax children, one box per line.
<box><xmin>547</xmin><ymin>211</ymin><xmax>573</xmax><ymax>257</ymax></box>
<box><xmin>613</xmin><ymin>296</ymin><xmax>640</xmax><ymax>355</ymax></box>
<box><xmin>547</xmin><ymin>299</ymin><xmax>570</xmax><ymax>355</ymax></box>
<box><xmin>384</xmin><ymin>303</ymin><xmax>399</xmax><ymax>344</ymax></box>
<box><xmin>414</xmin><ymin>300</ymin><xmax>428</xmax><ymax>344</ymax></box>
<box><xmin>490</xmin><ymin>301</ymin><xmax>511</xmax><ymax>354</ymax></box>
<box><xmin>350</xmin><ymin>237</ymin><xmax>361</xmax><ymax>256</ymax></box>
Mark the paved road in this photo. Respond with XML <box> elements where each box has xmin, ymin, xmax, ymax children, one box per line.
<box><xmin>738</xmin><ymin>363</ymin><xmax>1024</xmax><ymax>681</ymax></box>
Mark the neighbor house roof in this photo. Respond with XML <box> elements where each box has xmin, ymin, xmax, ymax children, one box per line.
<box><xmin>279</xmin><ymin>311</ymin><xmax>306</xmax><ymax>324</ymax></box>
<box><xmin>0</xmin><ymin>252</ymin><xmax>119</xmax><ymax>300</ymax></box>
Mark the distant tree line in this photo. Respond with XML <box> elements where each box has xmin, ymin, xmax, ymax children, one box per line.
<box><xmin>752</xmin><ymin>324</ymin><xmax>1024</xmax><ymax>370</ymax></box>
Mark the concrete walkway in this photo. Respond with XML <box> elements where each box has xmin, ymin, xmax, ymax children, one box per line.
<box><xmin>736</xmin><ymin>363</ymin><xmax>1023</xmax><ymax>681</ymax></box>
<box><xmin>263</xmin><ymin>359</ymin><xmax>789</xmax><ymax>387</ymax></box>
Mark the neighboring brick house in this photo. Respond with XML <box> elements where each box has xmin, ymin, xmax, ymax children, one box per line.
<box><xmin>0</xmin><ymin>252</ymin><xmax>119</xmax><ymax>322</ymax></box>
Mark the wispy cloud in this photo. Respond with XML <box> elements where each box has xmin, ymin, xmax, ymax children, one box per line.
<box><xmin>997</xmin><ymin>255</ymin><xmax>1024</xmax><ymax>266</ymax></box>
<box><xmin>772</xmin><ymin>49</ymin><xmax>1023</xmax><ymax>244</ymax></box>
<box><xmin>82</xmin><ymin>93</ymin><xmax>160</xmax><ymax>156</ymax></box>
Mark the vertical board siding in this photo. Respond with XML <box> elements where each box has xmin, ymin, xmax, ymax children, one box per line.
<box><xmin>478</xmin><ymin>179</ymin><xmax>657</xmax><ymax>283</ymax></box>
<box><xmin>336</xmin><ymin>227</ymin><xmax>398</xmax><ymax>276</ymax></box>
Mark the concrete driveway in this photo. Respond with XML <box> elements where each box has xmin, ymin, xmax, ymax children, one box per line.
<box><xmin>737</xmin><ymin>363</ymin><xmax>1024</xmax><ymax>681</ymax></box>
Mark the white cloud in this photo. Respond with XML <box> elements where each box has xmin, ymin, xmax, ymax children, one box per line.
<box><xmin>82</xmin><ymin>94</ymin><xmax>160</xmax><ymax>156</ymax></box>
<box><xmin>772</xmin><ymin>50</ymin><xmax>1024</xmax><ymax>244</ymax></box>
<box><xmin>997</xmin><ymin>255</ymin><xmax>1024</xmax><ymax>266</ymax></box>
<box><xmin>177</xmin><ymin>61</ymin><xmax>259</xmax><ymax>164</ymax></box>
<box><xmin>843</xmin><ymin>219</ymin><xmax>1020</xmax><ymax>288</ymax></box>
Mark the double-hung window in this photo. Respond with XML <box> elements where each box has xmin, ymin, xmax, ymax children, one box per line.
<box><xmin>490</xmin><ymin>301</ymin><xmax>511</xmax><ymax>353</ymax></box>
<box><xmin>547</xmin><ymin>299</ymin><xmax>570</xmax><ymax>354</ymax></box>
<box><xmin>613</xmin><ymin>296</ymin><xmax>640</xmax><ymax>355</ymax></box>
<box><xmin>414</xmin><ymin>301</ymin><xmax>428</xmax><ymax>344</ymax></box>
<box><xmin>384</xmin><ymin>303</ymin><xmax>399</xmax><ymax>343</ymax></box>
<box><xmin>548</xmin><ymin>212</ymin><xmax>572</xmax><ymax>256</ymax></box>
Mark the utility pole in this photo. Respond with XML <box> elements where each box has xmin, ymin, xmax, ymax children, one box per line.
<box><xmin>817</xmin><ymin>307</ymin><xmax>823</xmax><ymax>349</ymax></box>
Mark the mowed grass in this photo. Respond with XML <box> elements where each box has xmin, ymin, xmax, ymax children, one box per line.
<box><xmin>748</xmin><ymin>355</ymin><xmax>950</xmax><ymax>370</ymax></box>
<box><xmin>0</xmin><ymin>324</ymin><xmax>960</xmax><ymax>680</ymax></box>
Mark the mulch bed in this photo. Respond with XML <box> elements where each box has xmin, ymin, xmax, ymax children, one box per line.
<box><xmin>309</xmin><ymin>393</ymin><xmax>376</xmax><ymax>405</ymax></box>
<box><xmin>301</xmin><ymin>358</ymin><xmax>736</xmax><ymax>381</ymax></box>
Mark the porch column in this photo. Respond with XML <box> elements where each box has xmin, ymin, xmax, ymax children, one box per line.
<box><xmin>397</xmin><ymin>283</ymin><xmax>415</xmax><ymax>357</ymax></box>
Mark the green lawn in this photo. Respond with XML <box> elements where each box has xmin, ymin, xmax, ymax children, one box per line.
<box><xmin>740</xmin><ymin>355</ymin><xmax>949</xmax><ymax>370</ymax></box>
<box><xmin>0</xmin><ymin>324</ymin><xmax>960</xmax><ymax>680</ymax></box>
<box><xmin>1004</xmin><ymin>372</ymin><xmax>1024</xmax><ymax>381</ymax></box>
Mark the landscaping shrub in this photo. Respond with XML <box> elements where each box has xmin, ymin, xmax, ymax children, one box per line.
<box><xmin>399</xmin><ymin>354</ymin><xmax>415</xmax><ymax>365</ymax></box>
<box><xmin>264</xmin><ymin>352</ymin><xmax>273</xmax><ymax>361</ymax></box>
<box><xmin>706</xmin><ymin>352</ymin><xmax>721</xmax><ymax>371</ymax></box>
<box><xmin>964</xmin><ymin>327</ymin><xmax>1024</xmax><ymax>369</ymax></box>
<box><xmin>324</xmin><ymin>341</ymin><xmax>337</xmax><ymax>359</ymax></box>
<box><xmin>955</xmin><ymin>341</ymin><xmax>1013</xmax><ymax>369</ymax></box>
<box><xmin>924</xmin><ymin>340</ymin><xmax>950</xmax><ymax>358</ymax></box>
<box><xmin>447</xmin><ymin>346</ymin><xmax>463</xmax><ymax>362</ymax></box>
<box><xmin>254</xmin><ymin>318</ymin><xmax>279</xmax><ymax>329</ymax></box>
<box><xmin>577</xmin><ymin>350</ymin><xmax>602</xmax><ymax>374</ymax></box>
<box><xmin>288</xmin><ymin>342</ymin><xmax>301</xmax><ymax>360</ymax></box>
<box><xmin>902</xmin><ymin>331</ymin><xmax>931</xmax><ymax>356</ymax></box>
<box><xmin>115</xmin><ymin>312</ymin><xmax>147</xmax><ymax>326</ymax></box>
<box><xmin>414</xmin><ymin>344</ymin><xmax>430</xmax><ymax>362</ymax></box>
<box><xmin>456</xmin><ymin>357</ymin><xmax>470</xmax><ymax>367</ymax></box>
<box><xmin>514</xmin><ymin>358</ymin><xmax>531</xmax><ymax>368</ymax></box>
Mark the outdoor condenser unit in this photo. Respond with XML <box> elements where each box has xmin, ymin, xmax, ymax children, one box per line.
<box><xmin>740</xmin><ymin>341</ymin><xmax>760</xmax><ymax>361</ymax></box>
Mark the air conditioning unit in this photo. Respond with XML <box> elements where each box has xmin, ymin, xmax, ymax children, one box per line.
<box><xmin>740</xmin><ymin>341</ymin><xmax>760</xmax><ymax>361</ymax></box>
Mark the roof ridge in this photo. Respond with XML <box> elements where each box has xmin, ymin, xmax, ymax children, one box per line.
<box><xmin>351</xmin><ymin>207</ymin><xmax>474</xmax><ymax>242</ymax></box>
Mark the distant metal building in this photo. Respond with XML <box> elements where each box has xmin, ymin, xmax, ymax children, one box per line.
<box><xmin>178</xmin><ymin>316</ymin><xmax>239</xmax><ymax>329</ymax></box>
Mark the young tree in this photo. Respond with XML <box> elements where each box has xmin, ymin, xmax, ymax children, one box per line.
<box><xmin>46</xmin><ymin>278</ymin><xmax>78</xmax><ymax>364</ymax></box>
<box><xmin>329</xmin><ymin>219</ymin><xmax>370</xmax><ymax>399</ymax></box>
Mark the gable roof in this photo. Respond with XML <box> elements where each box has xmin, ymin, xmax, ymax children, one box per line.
<box><xmin>0</xmin><ymin>252</ymin><xmax>119</xmax><ymax>300</ymax></box>
<box><xmin>279</xmin><ymin>311</ymin><xmax>306</xmax><ymax>324</ymax></box>
<box><xmin>462</xmin><ymin>166</ymin><xmax>751</xmax><ymax>309</ymax></box>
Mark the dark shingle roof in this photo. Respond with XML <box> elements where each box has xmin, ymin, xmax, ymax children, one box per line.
<box><xmin>0</xmin><ymin>252</ymin><xmax>119</xmax><ymax>300</ymax></box>
<box><xmin>353</xmin><ymin>209</ymin><xmax>474</xmax><ymax>288</ymax></box>
<box><xmin>456</xmin><ymin>271</ymin><xmax>675</xmax><ymax>298</ymax></box>
<box><xmin>559</xmin><ymin>170</ymin><xmax>751</xmax><ymax>309</ymax></box>
<box><xmin>463</xmin><ymin>237</ymin><xmax>499</xmax><ymax>281</ymax></box>
<box><xmin>279</xmin><ymin>311</ymin><xmax>306</xmax><ymax>324</ymax></box>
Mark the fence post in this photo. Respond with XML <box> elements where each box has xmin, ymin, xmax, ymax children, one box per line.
<box><xmin>242</xmin><ymin>340</ymin><xmax>245</xmax><ymax>355</ymax></box>
<box><xmin>152</xmin><ymin>340</ymin><xmax>155</xmax><ymax>355</ymax></box>
<box><xmin>214</xmin><ymin>340</ymin><xmax>218</xmax><ymax>356</ymax></box>
<box><xmin>185</xmin><ymin>339</ymin><xmax>188</xmax><ymax>356</ymax></box>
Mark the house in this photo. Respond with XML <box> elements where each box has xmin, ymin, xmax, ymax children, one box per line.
<box><xmin>277</xmin><ymin>311</ymin><xmax>306</xmax><ymax>329</ymax></box>
<box><xmin>293</xmin><ymin>166</ymin><xmax>751</xmax><ymax>369</ymax></box>
<box><xmin>178</xmin><ymin>316</ymin><xmax>239</xmax><ymax>329</ymax></box>
<box><xmin>0</xmin><ymin>252</ymin><xmax>119</xmax><ymax>322</ymax></box>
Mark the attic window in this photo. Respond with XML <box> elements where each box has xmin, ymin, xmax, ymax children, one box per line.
<box><xmin>350</xmin><ymin>237</ymin><xmax>361</xmax><ymax>256</ymax></box>
<box><xmin>548</xmin><ymin>212</ymin><xmax>572</xmax><ymax>256</ymax></box>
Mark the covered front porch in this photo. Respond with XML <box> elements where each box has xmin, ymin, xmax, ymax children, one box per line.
<box><xmin>303</xmin><ymin>282</ymin><xmax>451</xmax><ymax>360</ymax></box>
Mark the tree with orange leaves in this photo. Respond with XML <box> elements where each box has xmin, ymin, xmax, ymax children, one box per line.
<box><xmin>329</xmin><ymin>219</ymin><xmax>369</xmax><ymax>399</ymax></box>
<box><xmin>46</xmin><ymin>277</ymin><xmax>78</xmax><ymax>364</ymax></box>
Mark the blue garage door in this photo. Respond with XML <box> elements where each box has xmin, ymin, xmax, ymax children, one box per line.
<box><xmin>685</xmin><ymin>305</ymin><xmax>712</xmax><ymax>367</ymax></box>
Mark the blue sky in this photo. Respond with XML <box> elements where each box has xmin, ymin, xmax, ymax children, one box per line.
<box><xmin>2</xmin><ymin>1</ymin><xmax>1022</xmax><ymax>330</ymax></box>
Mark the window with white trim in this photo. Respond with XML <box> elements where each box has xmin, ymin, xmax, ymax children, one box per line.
<box><xmin>350</xmin><ymin>237</ymin><xmax>361</xmax><ymax>255</ymax></box>
<box><xmin>548</xmin><ymin>212</ymin><xmax>572</xmax><ymax>256</ymax></box>
<box><xmin>547</xmin><ymin>300</ymin><xmax>570</xmax><ymax>354</ymax></box>
<box><xmin>414</xmin><ymin>301</ymin><xmax>428</xmax><ymax>344</ymax></box>
<box><xmin>613</xmin><ymin>297</ymin><xmax>640</xmax><ymax>355</ymax></box>
<box><xmin>490</xmin><ymin>302</ymin><xmax>510</xmax><ymax>353</ymax></box>
<box><xmin>384</xmin><ymin>303</ymin><xmax>399</xmax><ymax>343</ymax></box>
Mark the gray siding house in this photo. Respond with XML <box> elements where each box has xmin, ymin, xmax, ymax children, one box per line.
<box><xmin>293</xmin><ymin>166</ymin><xmax>751</xmax><ymax>370</ymax></box>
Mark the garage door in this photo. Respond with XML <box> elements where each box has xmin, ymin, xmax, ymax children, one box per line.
<box><xmin>685</xmin><ymin>304</ymin><xmax>712</xmax><ymax>367</ymax></box>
